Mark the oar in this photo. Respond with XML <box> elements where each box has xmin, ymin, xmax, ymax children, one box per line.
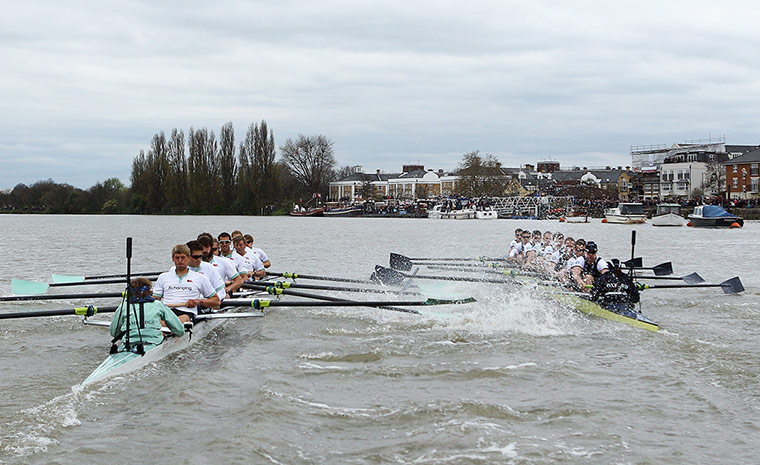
<box><xmin>634</xmin><ymin>272</ymin><xmax>704</xmax><ymax>284</ymax></box>
<box><xmin>623</xmin><ymin>261</ymin><xmax>673</xmax><ymax>276</ymax></box>
<box><xmin>372</xmin><ymin>265</ymin><xmax>521</xmax><ymax>286</ymax></box>
<box><xmin>12</xmin><ymin>278</ymin><xmax>153</xmax><ymax>295</ymax></box>
<box><xmin>0</xmin><ymin>291</ymin><xmax>125</xmax><ymax>302</ymax></box>
<box><xmin>261</xmin><ymin>286</ymin><xmax>475</xmax><ymax>306</ymax></box>
<box><xmin>265</xmin><ymin>271</ymin><xmax>376</xmax><ymax>285</ymax></box>
<box><xmin>390</xmin><ymin>253</ymin><xmax>507</xmax><ymax>271</ymax></box>
<box><xmin>220</xmin><ymin>298</ymin><xmax>462</xmax><ymax>312</ymax></box>
<box><xmin>242</xmin><ymin>281</ymin><xmax>422</xmax><ymax>296</ymax></box>
<box><xmin>425</xmin><ymin>264</ymin><xmax>549</xmax><ymax>279</ymax></box>
<box><xmin>52</xmin><ymin>272</ymin><xmax>161</xmax><ymax>284</ymax></box>
<box><xmin>638</xmin><ymin>277</ymin><xmax>744</xmax><ymax>294</ymax></box>
<box><xmin>0</xmin><ymin>305</ymin><xmax>119</xmax><ymax>320</ymax></box>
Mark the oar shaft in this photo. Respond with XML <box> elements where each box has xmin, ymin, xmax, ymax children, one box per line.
<box><xmin>84</xmin><ymin>272</ymin><xmax>162</xmax><ymax>280</ymax></box>
<box><xmin>261</xmin><ymin>287</ymin><xmax>420</xmax><ymax>314</ymax></box>
<box><xmin>243</xmin><ymin>281</ymin><xmax>420</xmax><ymax>296</ymax></box>
<box><xmin>265</xmin><ymin>271</ymin><xmax>375</xmax><ymax>284</ymax></box>
<box><xmin>0</xmin><ymin>306</ymin><xmax>119</xmax><ymax>320</ymax></box>
<box><xmin>50</xmin><ymin>278</ymin><xmax>154</xmax><ymax>288</ymax></box>
<box><xmin>0</xmin><ymin>292</ymin><xmax>124</xmax><ymax>302</ymax></box>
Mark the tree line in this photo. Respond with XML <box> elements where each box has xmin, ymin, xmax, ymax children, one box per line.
<box><xmin>1</xmin><ymin>120</ymin><xmax>346</xmax><ymax>214</ymax></box>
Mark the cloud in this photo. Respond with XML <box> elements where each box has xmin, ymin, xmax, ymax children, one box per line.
<box><xmin>2</xmin><ymin>0</ymin><xmax>760</xmax><ymax>188</ymax></box>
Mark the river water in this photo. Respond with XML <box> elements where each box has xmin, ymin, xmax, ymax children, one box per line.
<box><xmin>0</xmin><ymin>215</ymin><xmax>758</xmax><ymax>464</ymax></box>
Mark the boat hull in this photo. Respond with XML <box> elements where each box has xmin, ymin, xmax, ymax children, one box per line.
<box><xmin>651</xmin><ymin>213</ymin><xmax>685</xmax><ymax>226</ymax></box>
<box><xmin>82</xmin><ymin>307</ymin><xmax>266</xmax><ymax>386</ymax></box>
<box><xmin>324</xmin><ymin>206</ymin><xmax>363</xmax><ymax>217</ymax></box>
<box><xmin>475</xmin><ymin>210</ymin><xmax>498</xmax><ymax>220</ymax></box>
<box><xmin>551</xmin><ymin>293</ymin><xmax>658</xmax><ymax>332</ymax></box>
<box><xmin>290</xmin><ymin>207</ymin><xmax>325</xmax><ymax>217</ymax></box>
<box><xmin>428</xmin><ymin>209</ymin><xmax>476</xmax><ymax>219</ymax></box>
<box><xmin>605</xmin><ymin>214</ymin><xmax>647</xmax><ymax>224</ymax></box>
<box><xmin>688</xmin><ymin>216</ymin><xmax>744</xmax><ymax>228</ymax></box>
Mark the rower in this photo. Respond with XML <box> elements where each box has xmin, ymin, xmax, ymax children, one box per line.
<box><xmin>218</xmin><ymin>232</ymin><xmax>250</xmax><ymax>282</ymax></box>
<box><xmin>186</xmin><ymin>240</ymin><xmax>227</xmax><ymax>300</ymax></box>
<box><xmin>152</xmin><ymin>244</ymin><xmax>220</xmax><ymax>324</ymax></box>
<box><xmin>110</xmin><ymin>278</ymin><xmax>185</xmax><ymax>352</ymax></box>
<box><xmin>233</xmin><ymin>235</ymin><xmax>266</xmax><ymax>280</ymax></box>
<box><xmin>590</xmin><ymin>258</ymin><xmax>640</xmax><ymax>311</ymax></box>
<box><xmin>568</xmin><ymin>238</ymin><xmax>587</xmax><ymax>290</ymax></box>
<box><xmin>244</xmin><ymin>234</ymin><xmax>271</xmax><ymax>268</ymax></box>
<box><xmin>582</xmin><ymin>241</ymin><xmax>609</xmax><ymax>287</ymax></box>
<box><xmin>198</xmin><ymin>235</ymin><xmax>243</xmax><ymax>295</ymax></box>
<box><xmin>508</xmin><ymin>228</ymin><xmax>523</xmax><ymax>254</ymax></box>
<box><xmin>523</xmin><ymin>230</ymin><xmax>544</xmax><ymax>268</ymax></box>
<box><xmin>508</xmin><ymin>230</ymin><xmax>532</xmax><ymax>264</ymax></box>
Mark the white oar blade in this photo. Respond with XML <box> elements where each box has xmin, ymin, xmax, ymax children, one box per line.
<box><xmin>11</xmin><ymin>279</ymin><xmax>49</xmax><ymax>295</ymax></box>
<box><xmin>52</xmin><ymin>274</ymin><xmax>85</xmax><ymax>284</ymax></box>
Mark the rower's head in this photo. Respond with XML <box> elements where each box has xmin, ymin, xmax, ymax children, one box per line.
<box><xmin>218</xmin><ymin>232</ymin><xmax>232</xmax><ymax>254</ymax></box>
<box><xmin>609</xmin><ymin>258</ymin><xmax>624</xmax><ymax>274</ymax></box>
<box><xmin>585</xmin><ymin>241</ymin><xmax>598</xmax><ymax>258</ymax></box>
<box><xmin>532</xmin><ymin>230</ymin><xmax>542</xmax><ymax>241</ymax></box>
<box><xmin>186</xmin><ymin>240</ymin><xmax>204</xmax><ymax>267</ymax></box>
<box><xmin>233</xmin><ymin>235</ymin><xmax>247</xmax><ymax>256</ymax></box>
<box><xmin>244</xmin><ymin>234</ymin><xmax>254</xmax><ymax>247</ymax></box>
<box><xmin>543</xmin><ymin>231</ymin><xmax>553</xmax><ymax>243</ymax></box>
<box><xmin>211</xmin><ymin>239</ymin><xmax>220</xmax><ymax>256</ymax></box>
<box><xmin>171</xmin><ymin>244</ymin><xmax>191</xmax><ymax>271</ymax></box>
<box><xmin>231</xmin><ymin>229</ymin><xmax>243</xmax><ymax>239</ymax></box>
<box><xmin>514</xmin><ymin>228</ymin><xmax>523</xmax><ymax>239</ymax></box>
<box><xmin>197</xmin><ymin>232</ymin><xmax>214</xmax><ymax>242</ymax></box>
<box><xmin>197</xmin><ymin>236</ymin><xmax>213</xmax><ymax>261</ymax></box>
<box><xmin>521</xmin><ymin>230</ymin><xmax>531</xmax><ymax>243</ymax></box>
<box><xmin>575</xmin><ymin>239</ymin><xmax>586</xmax><ymax>256</ymax></box>
<box><xmin>129</xmin><ymin>277</ymin><xmax>152</xmax><ymax>300</ymax></box>
<box><xmin>564</xmin><ymin>236</ymin><xmax>574</xmax><ymax>249</ymax></box>
<box><xmin>554</xmin><ymin>232</ymin><xmax>564</xmax><ymax>245</ymax></box>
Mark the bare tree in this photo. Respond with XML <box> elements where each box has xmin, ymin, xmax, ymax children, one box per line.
<box><xmin>456</xmin><ymin>151</ymin><xmax>509</xmax><ymax>197</ymax></box>
<box><xmin>280</xmin><ymin>134</ymin><xmax>336</xmax><ymax>196</ymax></box>
<box><xmin>218</xmin><ymin>122</ymin><xmax>237</xmax><ymax>211</ymax></box>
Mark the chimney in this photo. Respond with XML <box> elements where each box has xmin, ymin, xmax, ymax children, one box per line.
<box><xmin>376</xmin><ymin>169</ymin><xmax>380</xmax><ymax>175</ymax></box>
<box><xmin>438</xmin><ymin>169</ymin><xmax>444</xmax><ymax>174</ymax></box>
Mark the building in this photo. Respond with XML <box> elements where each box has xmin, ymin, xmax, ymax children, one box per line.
<box><xmin>329</xmin><ymin>166</ymin><xmax>459</xmax><ymax>202</ymax></box>
<box><xmin>725</xmin><ymin>148</ymin><xmax>760</xmax><ymax>199</ymax></box>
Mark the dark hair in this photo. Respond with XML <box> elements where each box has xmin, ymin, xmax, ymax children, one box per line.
<box><xmin>218</xmin><ymin>232</ymin><xmax>231</xmax><ymax>240</ymax></box>
<box><xmin>197</xmin><ymin>236</ymin><xmax>213</xmax><ymax>248</ymax></box>
<box><xmin>186</xmin><ymin>240</ymin><xmax>203</xmax><ymax>253</ymax></box>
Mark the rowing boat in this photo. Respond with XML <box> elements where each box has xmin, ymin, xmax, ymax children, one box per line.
<box><xmin>545</xmin><ymin>290</ymin><xmax>658</xmax><ymax>332</ymax></box>
<box><xmin>81</xmin><ymin>295</ymin><xmax>269</xmax><ymax>386</ymax></box>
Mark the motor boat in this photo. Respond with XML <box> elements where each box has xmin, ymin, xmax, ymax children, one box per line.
<box><xmin>651</xmin><ymin>203</ymin><xmax>685</xmax><ymax>227</ymax></box>
<box><xmin>688</xmin><ymin>205</ymin><xmax>744</xmax><ymax>228</ymax></box>
<box><xmin>604</xmin><ymin>203</ymin><xmax>646</xmax><ymax>224</ymax></box>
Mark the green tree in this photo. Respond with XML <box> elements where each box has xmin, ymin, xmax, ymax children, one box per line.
<box><xmin>217</xmin><ymin>122</ymin><xmax>237</xmax><ymax>212</ymax></box>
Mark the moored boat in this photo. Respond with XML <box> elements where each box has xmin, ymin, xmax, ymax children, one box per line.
<box><xmin>324</xmin><ymin>205</ymin><xmax>364</xmax><ymax>217</ymax></box>
<box><xmin>290</xmin><ymin>206</ymin><xmax>326</xmax><ymax>217</ymax></box>
<box><xmin>688</xmin><ymin>205</ymin><xmax>744</xmax><ymax>228</ymax></box>
<box><xmin>604</xmin><ymin>203</ymin><xmax>646</xmax><ymax>224</ymax></box>
<box><xmin>475</xmin><ymin>207</ymin><xmax>498</xmax><ymax>220</ymax></box>
<box><xmin>427</xmin><ymin>204</ymin><xmax>476</xmax><ymax>219</ymax></box>
<box><xmin>651</xmin><ymin>203</ymin><xmax>685</xmax><ymax>227</ymax></box>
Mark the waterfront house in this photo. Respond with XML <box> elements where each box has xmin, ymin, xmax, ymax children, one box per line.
<box><xmin>725</xmin><ymin>148</ymin><xmax>760</xmax><ymax>200</ymax></box>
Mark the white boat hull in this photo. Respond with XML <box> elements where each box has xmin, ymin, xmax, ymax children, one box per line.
<box><xmin>604</xmin><ymin>214</ymin><xmax>646</xmax><ymax>224</ymax></box>
<box><xmin>651</xmin><ymin>213</ymin><xmax>685</xmax><ymax>226</ymax></box>
<box><xmin>564</xmin><ymin>215</ymin><xmax>590</xmax><ymax>223</ymax></box>
<box><xmin>475</xmin><ymin>210</ymin><xmax>498</xmax><ymax>220</ymax></box>
<box><xmin>428</xmin><ymin>209</ymin><xmax>476</xmax><ymax>219</ymax></box>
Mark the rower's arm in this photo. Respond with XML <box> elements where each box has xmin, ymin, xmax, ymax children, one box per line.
<box><xmin>226</xmin><ymin>275</ymin><xmax>243</xmax><ymax>293</ymax></box>
<box><xmin>254</xmin><ymin>269</ymin><xmax>266</xmax><ymax>280</ymax></box>
<box><xmin>202</xmin><ymin>294</ymin><xmax>221</xmax><ymax>309</ymax></box>
<box><xmin>262</xmin><ymin>260</ymin><xmax>271</xmax><ymax>268</ymax></box>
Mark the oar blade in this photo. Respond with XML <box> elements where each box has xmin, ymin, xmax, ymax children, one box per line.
<box><xmin>51</xmin><ymin>274</ymin><xmax>86</xmax><ymax>284</ymax></box>
<box><xmin>652</xmin><ymin>262</ymin><xmax>673</xmax><ymax>276</ymax></box>
<box><xmin>389</xmin><ymin>253</ymin><xmax>414</xmax><ymax>271</ymax></box>
<box><xmin>681</xmin><ymin>272</ymin><xmax>705</xmax><ymax>284</ymax></box>
<box><xmin>720</xmin><ymin>277</ymin><xmax>744</xmax><ymax>294</ymax></box>
<box><xmin>623</xmin><ymin>257</ymin><xmax>643</xmax><ymax>268</ymax></box>
<box><xmin>371</xmin><ymin>265</ymin><xmax>408</xmax><ymax>286</ymax></box>
<box><xmin>11</xmin><ymin>279</ymin><xmax>49</xmax><ymax>295</ymax></box>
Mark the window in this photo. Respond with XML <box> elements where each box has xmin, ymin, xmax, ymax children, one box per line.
<box><xmin>733</xmin><ymin>178</ymin><xmax>738</xmax><ymax>188</ymax></box>
<box><xmin>752</xmin><ymin>178</ymin><xmax>759</xmax><ymax>193</ymax></box>
<box><xmin>733</xmin><ymin>165</ymin><xmax>738</xmax><ymax>173</ymax></box>
<box><xmin>753</xmin><ymin>164</ymin><xmax>759</xmax><ymax>176</ymax></box>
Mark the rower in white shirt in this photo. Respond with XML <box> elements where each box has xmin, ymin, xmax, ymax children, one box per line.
<box><xmin>152</xmin><ymin>244</ymin><xmax>220</xmax><ymax>323</ymax></box>
<box><xmin>186</xmin><ymin>240</ymin><xmax>226</xmax><ymax>300</ymax></box>
<box><xmin>244</xmin><ymin>234</ymin><xmax>271</xmax><ymax>268</ymax></box>
<box><xmin>218</xmin><ymin>232</ymin><xmax>249</xmax><ymax>282</ymax></box>
<box><xmin>233</xmin><ymin>235</ymin><xmax>266</xmax><ymax>280</ymax></box>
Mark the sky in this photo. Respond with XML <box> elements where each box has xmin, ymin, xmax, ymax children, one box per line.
<box><xmin>2</xmin><ymin>0</ymin><xmax>760</xmax><ymax>189</ymax></box>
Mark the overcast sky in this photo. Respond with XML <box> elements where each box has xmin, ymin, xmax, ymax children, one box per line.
<box><xmin>2</xmin><ymin>0</ymin><xmax>759</xmax><ymax>189</ymax></box>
